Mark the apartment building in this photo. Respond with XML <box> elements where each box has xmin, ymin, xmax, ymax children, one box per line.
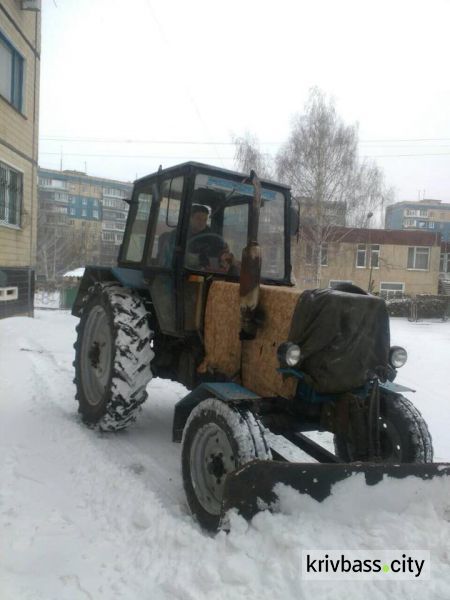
<box><xmin>0</xmin><ymin>0</ymin><xmax>40</xmax><ymax>318</ymax></box>
<box><xmin>385</xmin><ymin>199</ymin><xmax>450</xmax><ymax>242</ymax></box>
<box><xmin>37</xmin><ymin>168</ymin><xmax>132</xmax><ymax>280</ymax></box>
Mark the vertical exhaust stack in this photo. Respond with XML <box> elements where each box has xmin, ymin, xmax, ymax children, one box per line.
<box><xmin>239</xmin><ymin>170</ymin><xmax>262</xmax><ymax>340</ymax></box>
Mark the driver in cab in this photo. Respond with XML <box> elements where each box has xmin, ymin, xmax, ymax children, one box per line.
<box><xmin>185</xmin><ymin>204</ymin><xmax>238</xmax><ymax>273</ymax></box>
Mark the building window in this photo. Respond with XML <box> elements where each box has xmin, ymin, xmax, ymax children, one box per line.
<box><xmin>103</xmin><ymin>187</ymin><xmax>127</xmax><ymax>198</ymax></box>
<box><xmin>93</xmin><ymin>210</ymin><xmax>99</xmax><ymax>219</ymax></box>
<box><xmin>380</xmin><ymin>282</ymin><xmax>405</xmax><ymax>299</ymax></box>
<box><xmin>82</xmin><ymin>208</ymin><xmax>87</xmax><ymax>217</ymax></box>
<box><xmin>356</xmin><ymin>244</ymin><xmax>366</xmax><ymax>267</ymax></box>
<box><xmin>0</xmin><ymin>33</ymin><xmax>24</xmax><ymax>112</ymax></box>
<box><xmin>440</xmin><ymin>253</ymin><xmax>450</xmax><ymax>273</ymax></box>
<box><xmin>407</xmin><ymin>246</ymin><xmax>430</xmax><ymax>270</ymax></box>
<box><xmin>55</xmin><ymin>192</ymin><xmax>69</xmax><ymax>202</ymax></box>
<box><xmin>405</xmin><ymin>209</ymin><xmax>428</xmax><ymax>218</ymax></box>
<box><xmin>356</xmin><ymin>244</ymin><xmax>380</xmax><ymax>268</ymax></box>
<box><xmin>0</xmin><ymin>161</ymin><xmax>23</xmax><ymax>226</ymax></box>
<box><xmin>51</xmin><ymin>179</ymin><xmax>67</xmax><ymax>189</ymax></box>
<box><xmin>369</xmin><ymin>244</ymin><xmax>380</xmax><ymax>268</ymax></box>
<box><xmin>428</xmin><ymin>222</ymin><xmax>435</xmax><ymax>229</ymax></box>
<box><xmin>102</xmin><ymin>231</ymin><xmax>115</xmax><ymax>242</ymax></box>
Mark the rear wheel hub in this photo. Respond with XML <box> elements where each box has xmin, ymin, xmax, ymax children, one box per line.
<box><xmin>80</xmin><ymin>305</ymin><xmax>112</xmax><ymax>406</ymax></box>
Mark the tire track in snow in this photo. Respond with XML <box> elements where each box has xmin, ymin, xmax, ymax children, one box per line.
<box><xmin>23</xmin><ymin>334</ymin><xmax>188</xmax><ymax>515</ymax></box>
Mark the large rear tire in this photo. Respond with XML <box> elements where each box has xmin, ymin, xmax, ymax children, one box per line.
<box><xmin>181</xmin><ymin>398</ymin><xmax>271</xmax><ymax>531</ymax></box>
<box><xmin>334</xmin><ymin>393</ymin><xmax>433</xmax><ymax>463</ymax></box>
<box><xmin>74</xmin><ymin>282</ymin><xmax>154</xmax><ymax>431</ymax></box>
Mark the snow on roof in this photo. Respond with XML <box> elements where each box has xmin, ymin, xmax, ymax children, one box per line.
<box><xmin>63</xmin><ymin>268</ymin><xmax>85</xmax><ymax>278</ymax></box>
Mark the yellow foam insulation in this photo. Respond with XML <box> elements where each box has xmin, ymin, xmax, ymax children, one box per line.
<box><xmin>203</xmin><ymin>280</ymin><xmax>301</xmax><ymax>399</ymax></box>
<box><xmin>202</xmin><ymin>281</ymin><xmax>241</xmax><ymax>378</ymax></box>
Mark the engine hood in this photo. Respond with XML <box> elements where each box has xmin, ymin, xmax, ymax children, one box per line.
<box><xmin>288</xmin><ymin>288</ymin><xmax>390</xmax><ymax>394</ymax></box>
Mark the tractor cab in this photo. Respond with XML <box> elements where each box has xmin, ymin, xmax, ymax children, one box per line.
<box><xmin>118</xmin><ymin>162</ymin><xmax>294</xmax><ymax>335</ymax></box>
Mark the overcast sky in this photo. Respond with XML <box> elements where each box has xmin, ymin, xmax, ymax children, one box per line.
<box><xmin>39</xmin><ymin>0</ymin><xmax>450</xmax><ymax>201</ymax></box>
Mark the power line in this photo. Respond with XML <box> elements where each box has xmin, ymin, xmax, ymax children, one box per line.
<box><xmin>143</xmin><ymin>0</ymin><xmax>225</xmax><ymax>166</ymax></box>
<box><xmin>360</xmin><ymin>137</ymin><xmax>450</xmax><ymax>143</ymax></box>
<box><xmin>39</xmin><ymin>152</ymin><xmax>236</xmax><ymax>159</ymax></box>
<box><xmin>40</xmin><ymin>137</ymin><xmax>239</xmax><ymax>145</ymax></box>
<box><xmin>38</xmin><ymin>151</ymin><xmax>450</xmax><ymax>159</ymax></box>
<box><xmin>39</xmin><ymin>135</ymin><xmax>450</xmax><ymax>145</ymax></box>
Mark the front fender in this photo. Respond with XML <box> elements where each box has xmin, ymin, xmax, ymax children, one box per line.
<box><xmin>172</xmin><ymin>382</ymin><xmax>261</xmax><ymax>443</ymax></box>
<box><xmin>379</xmin><ymin>380</ymin><xmax>415</xmax><ymax>395</ymax></box>
<box><xmin>71</xmin><ymin>266</ymin><xmax>145</xmax><ymax>317</ymax></box>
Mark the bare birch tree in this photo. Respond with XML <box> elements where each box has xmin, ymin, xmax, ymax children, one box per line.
<box><xmin>234</xmin><ymin>89</ymin><xmax>393</xmax><ymax>285</ymax></box>
<box><xmin>233</xmin><ymin>132</ymin><xmax>273</xmax><ymax>179</ymax></box>
<box><xmin>275</xmin><ymin>89</ymin><xmax>360</xmax><ymax>283</ymax></box>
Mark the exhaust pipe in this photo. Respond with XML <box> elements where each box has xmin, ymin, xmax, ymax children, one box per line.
<box><xmin>239</xmin><ymin>170</ymin><xmax>262</xmax><ymax>340</ymax></box>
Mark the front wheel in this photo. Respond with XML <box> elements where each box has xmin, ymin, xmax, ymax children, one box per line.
<box><xmin>182</xmin><ymin>398</ymin><xmax>271</xmax><ymax>531</ymax></box>
<box><xmin>334</xmin><ymin>393</ymin><xmax>433</xmax><ymax>463</ymax></box>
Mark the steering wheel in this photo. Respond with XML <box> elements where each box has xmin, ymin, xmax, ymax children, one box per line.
<box><xmin>185</xmin><ymin>233</ymin><xmax>228</xmax><ymax>271</ymax></box>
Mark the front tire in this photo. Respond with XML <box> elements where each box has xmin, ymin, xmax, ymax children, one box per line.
<box><xmin>334</xmin><ymin>393</ymin><xmax>433</xmax><ymax>463</ymax></box>
<box><xmin>74</xmin><ymin>282</ymin><xmax>154</xmax><ymax>431</ymax></box>
<box><xmin>182</xmin><ymin>398</ymin><xmax>271</xmax><ymax>531</ymax></box>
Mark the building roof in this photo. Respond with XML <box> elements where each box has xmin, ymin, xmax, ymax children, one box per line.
<box><xmin>386</xmin><ymin>199</ymin><xmax>450</xmax><ymax>211</ymax></box>
<box><xmin>300</xmin><ymin>226</ymin><xmax>442</xmax><ymax>246</ymax></box>
<box><xmin>38</xmin><ymin>167</ymin><xmax>133</xmax><ymax>189</ymax></box>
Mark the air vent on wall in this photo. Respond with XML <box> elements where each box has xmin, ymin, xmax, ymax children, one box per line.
<box><xmin>22</xmin><ymin>0</ymin><xmax>41</xmax><ymax>11</ymax></box>
<box><xmin>0</xmin><ymin>287</ymin><xmax>19</xmax><ymax>302</ymax></box>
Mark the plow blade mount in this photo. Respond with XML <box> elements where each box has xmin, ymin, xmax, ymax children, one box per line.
<box><xmin>222</xmin><ymin>460</ymin><xmax>450</xmax><ymax>522</ymax></box>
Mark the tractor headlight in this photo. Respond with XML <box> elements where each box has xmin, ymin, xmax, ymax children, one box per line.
<box><xmin>277</xmin><ymin>342</ymin><xmax>301</xmax><ymax>367</ymax></box>
<box><xmin>389</xmin><ymin>346</ymin><xmax>408</xmax><ymax>368</ymax></box>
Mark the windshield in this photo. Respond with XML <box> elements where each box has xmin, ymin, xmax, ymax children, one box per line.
<box><xmin>186</xmin><ymin>173</ymin><xmax>286</xmax><ymax>280</ymax></box>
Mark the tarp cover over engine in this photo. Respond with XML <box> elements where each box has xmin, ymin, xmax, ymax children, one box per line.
<box><xmin>288</xmin><ymin>288</ymin><xmax>390</xmax><ymax>394</ymax></box>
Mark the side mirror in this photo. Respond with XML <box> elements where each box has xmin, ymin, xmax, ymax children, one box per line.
<box><xmin>290</xmin><ymin>206</ymin><xmax>300</xmax><ymax>236</ymax></box>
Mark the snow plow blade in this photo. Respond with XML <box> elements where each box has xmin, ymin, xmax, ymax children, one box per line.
<box><xmin>222</xmin><ymin>460</ymin><xmax>450</xmax><ymax>522</ymax></box>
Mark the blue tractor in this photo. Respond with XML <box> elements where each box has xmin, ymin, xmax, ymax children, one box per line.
<box><xmin>72</xmin><ymin>162</ymin><xmax>448</xmax><ymax>531</ymax></box>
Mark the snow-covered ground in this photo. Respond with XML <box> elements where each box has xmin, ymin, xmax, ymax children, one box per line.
<box><xmin>1</xmin><ymin>311</ymin><xmax>449</xmax><ymax>599</ymax></box>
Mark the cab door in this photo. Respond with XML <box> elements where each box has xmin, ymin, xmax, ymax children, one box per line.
<box><xmin>120</xmin><ymin>174</ymin><xmax>185</xmax><ymax>334</ymax></box>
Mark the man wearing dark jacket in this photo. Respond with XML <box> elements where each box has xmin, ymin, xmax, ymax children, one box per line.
<box><xmin>158</xmin><ymin>204</ymin><xmax>237</xmax><ymax>272</ymax></box>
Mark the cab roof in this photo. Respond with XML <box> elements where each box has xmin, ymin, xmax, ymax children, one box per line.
<box><xmin>134</xmin><ymin>161</ymin><xmax>291</xmax><ymax>191</ymax></box>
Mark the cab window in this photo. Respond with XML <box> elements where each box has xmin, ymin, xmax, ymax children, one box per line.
<box><xmin>123</xmin><ymin>189</ymin><xmax>153</xmax><ymax>262</ymax></box>
<box><xmin>150</xmin><ymin>176</ymin><xmax>183</xmax><ymax>267</ymax></box>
